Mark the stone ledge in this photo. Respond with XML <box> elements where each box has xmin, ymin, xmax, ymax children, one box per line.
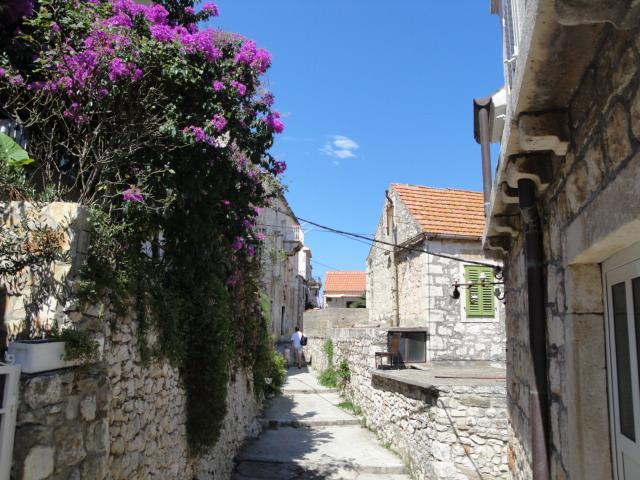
<box><xmin>372</xmin><ymin>365</ymin><xmax>506</xmax><ymax>391</ymax></box>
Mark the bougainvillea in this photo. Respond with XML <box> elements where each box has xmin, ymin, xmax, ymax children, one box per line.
<box><xmin>0</xmin><ymin>0</ymin><xmax>286</xmax><ymax>451</ymax></box>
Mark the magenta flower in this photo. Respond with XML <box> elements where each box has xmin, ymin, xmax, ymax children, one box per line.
<box><xmin>230</xmin><ymin>80</ymin><xmax>247</xmax><ymax>96</ymax></box>
<box><xmin>265</xmin><ymin>112</ymin><xmax>285</xmax><ymax>133</ymax></box>
<box><xmin>184</xmin><ymin>6</ymin><xmax>195</xmax><ymax>14</ymax></box>
<box><xmin>221</xmin><ymin>200</ymin><xmax>231</xmax><ymax>206</ymax></box>
<box><xmin>212</xmin><ymin>80</ymin><xmax>224</xmax><ymax>91</ymax></box>
<box><xmin>246</xmin><ymin>244</ymin><xmax>256</xmax><ymax>258</ymax></box>
<box><xmin>0</xmin><ymin>68</ymin><xmax>6</xmax><ymax>77</ymax></box>
<box><xmin>103</xmin><ymin>14</ymin><xmax>133</xmax><ymax>28</ymax></box>
<box><xmin>255</xmin><ymin>231</ymin><xmax>267</xmax><ymax>241</ymax></box>
<box><xmin>122</xmin><ymin>187</ymin><xmax>144</xmax><ymax>203</ymax></box>
<box><xmin>242</xmin><ymin>219</ymin><xmax>253</xmax><ymax>229</ymax></box>
<box><xmin>251</xmin><ymin>49</ymin><xmax>271</xmax><ymax>73</ymax></box>
<box><xmin>235</xmin><ymin>40</ymin><xmax>256</xmax><ymax>64</ymax></box>
<box><xmin>232</xmin><ymin>236</ymin><xmax>245</xmax><ymax>251</ymax></box>
<box><xmin>131</xmin><ymin>68</ymin><xmax>143</xmax><ymax>81</ymax></box>
<box><xmin>8</xmin><ymin>75</ymin><xmax>24</xmax><ymax>86</ymax></box>
<box><xmin>150</xmin><ymin>24</ymin><xmax>173</xmax><ymax>42</ymax></box>
<box><xmin>252</xmin><ymin>206</ymin><xmax>264</xmax><ymax>216</ymax></box>
<box><xmin>200</xmin><ymin>3</ymin><xmax>219</xmax><ymax>16</ymax></box>
<box><xmin>144</xmin><ymin>4</ymin><xmax>170</xmax><ymax>25</ymax></box>
<box><xmin>261</xmin><ymin>93</ymin><xmax>274</xmax><ymax>107</ymax></box>
<box><xmin>108</xmin><ymin>58</ymin><xmax>128</xmax><ymax>81</ymax></box>
<box><xmin>210</xmin><ymin>114</ymin><xmax>227</xmax><ymax>132</ymax></box>
<box><xmin>273</xmin><ymin>160</ymin><xmax>287</xmax><ymax>174</ymax></box>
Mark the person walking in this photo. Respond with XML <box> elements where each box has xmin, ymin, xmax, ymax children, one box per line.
<box><xmin>290</xmin><ymin>326</ymin><xmax>305</xmax><ymax>369</ymax></box>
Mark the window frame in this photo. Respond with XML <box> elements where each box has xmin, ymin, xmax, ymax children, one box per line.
<box><xmin>464</xmin><ymin>265</ymin><xmax>496</xmax><ymax>318</ymax></box>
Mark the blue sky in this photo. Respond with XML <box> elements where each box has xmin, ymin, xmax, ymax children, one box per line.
<box><xmin>207</xmin><ymin>1</ymin><xmax>504</xmax><ymax>283</ymax></box>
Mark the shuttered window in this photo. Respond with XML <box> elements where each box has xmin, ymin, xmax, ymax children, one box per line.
<box><xmin>465</xmin><ymin>265</ymin><xmax>495</xmax><ymax>318</ymax></box>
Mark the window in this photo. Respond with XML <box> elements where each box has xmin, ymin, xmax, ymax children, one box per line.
<box><xmin>604</xmin><ymin>246</ymin><xmax>640</xmax><ymax>479</ymax></box>
<box><xmin>387</xmin><ymin>330</ymin><xmax>427</xmax><ymax>363</ymax></box>
<box><xmin>464</xmin><ymin>265</ymin><xmax>495</xmax><ymax>317</ymax></box>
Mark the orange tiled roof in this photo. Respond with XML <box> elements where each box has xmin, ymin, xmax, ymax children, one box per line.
<box><xmin>392</xmin><ymin>184</ymin><xmax>485</xmax><ymax>238</ymax></box>
<box><xmin>324</xmin><ymin>271</ymin><xmax>366</xmax><ymax>295</ymax></box>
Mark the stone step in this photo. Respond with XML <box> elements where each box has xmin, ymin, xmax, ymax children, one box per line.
<box><xmin>235</xmin><ymin>425</ymin><xmax>407</xmax><ymax>475</ymax></box>
<box><xmin>260</xmin><ymin>392</ymin><xmax>360</xmax><ymax>427</ymax></box>
<box><xmin>281</xmin><ymin>369</ymin><xmax>337</xmax><ymax>395</ymax></box>
<box><xmin>233</xmin><ymin>460</ymin><xmax>412</xmax><ymax>480</ymax></box>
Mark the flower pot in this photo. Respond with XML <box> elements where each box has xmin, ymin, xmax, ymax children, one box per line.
<box><xmin>8</xmin><ymin>337</ymin><xmax>103</xmax><ymax>374</ymax></box>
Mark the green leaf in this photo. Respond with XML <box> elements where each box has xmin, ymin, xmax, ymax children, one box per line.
<box><xmin>0</xmin><ymin>133</ymin><xmax>34</xmax><ymax>167</ymax></box>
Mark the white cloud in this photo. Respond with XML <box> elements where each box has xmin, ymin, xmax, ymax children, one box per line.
<box><xmin>321</xmin><ymin>135</ymin><xmax>359</xmax><ymax>159</ymax></box>
<box><xmin>332</xmin><ymin>160</ymin><xmax>341</xmax><ymax>166</ymax></box>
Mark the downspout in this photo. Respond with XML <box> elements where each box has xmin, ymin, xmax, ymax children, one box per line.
<box><xmin>386</xmin><ymin>190</ymin><xmax>400</xmax><ymax>327</ymax></box>
<box><xmin>518</xmin><ymin>178</ymin><xmax>550</xmax><ymax>480</ymax></box>
<box><xmin>473</xmin><ymin>97</ymin><xmax>493</xmax><ymax>216</ymax></box>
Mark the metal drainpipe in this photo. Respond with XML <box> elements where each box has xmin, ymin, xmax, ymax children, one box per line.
<box><xmin>474</xmin><ymin>98</ymin><xmax>493</xmax><ymax>216</ymax></box>
<box><xmin>517</xmin><ymin>178</ymin><xmax>550</xmax><ymax>480</ymax></box>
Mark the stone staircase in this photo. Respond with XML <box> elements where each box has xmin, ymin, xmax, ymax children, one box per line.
<box><xmin>233</xmin><ymin>368</ymin><xmax>411</xmax><ymax>480</ymax></box>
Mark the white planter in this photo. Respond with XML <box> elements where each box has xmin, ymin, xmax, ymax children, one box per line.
<box><xmin>8</xmin><ymin>337</ymin><xmax>103</xmax><ymax>374</ymax></box>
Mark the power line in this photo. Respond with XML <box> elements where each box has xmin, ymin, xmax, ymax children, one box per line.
<box><xmin>310</xmin><ymin>259</ymin><xmax>341</xmax><ymax>271</ymax></box>
<box><xmin>274</xmin><ymin>209</ymin><xmax>499</xmax><ymax>270</ymax></box>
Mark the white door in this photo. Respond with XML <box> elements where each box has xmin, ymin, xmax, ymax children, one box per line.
<box><xmin>605</xmin><ymin>245</ymin><xmax>640</xmax><ymax>480</ymax></box>
<box><xmin>0</xmin><ymin>362</ymin><xmax>20</xmax><ymax>480</ymax></box>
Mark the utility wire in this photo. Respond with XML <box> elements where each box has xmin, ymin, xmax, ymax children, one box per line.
<box><xmin>274</xmin><ymin>209</ymin><xmax>500</xmax><ymax>269</ymax></box>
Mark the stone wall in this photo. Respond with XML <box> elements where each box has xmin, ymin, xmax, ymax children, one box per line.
<box><xmin>366</xmin><ymin>190</ymin><xmax>506</xmax><ymax>364</ymax></box>
<box><xmin>10</xmin><ymin>301</ymin><xmax>261</xmax><ymax>480</ymax></box>
<box><xmin>5</xmin><ymin>201</ymin><xmax>262</xmax><ymax>480</ymax></box>
<box><xmin>306</xmin><ymin>327</ymin><xmax>509</xmax><ymax>480</ymax></box>
<box><xmin>12</xmin><ymin>367</ymin><xmax>110</xmax><ymax>480</ymax></box>
<box><xmin>503</xmin><ymin>25</ymin><xmax>640</xmax><ymax>480</ymax></box>
<box><xmin>303</xmin><ymin>308</ymin><xmax>369</xmax><ymax>334</ymax></box>
<box><xmin>104</xmin><ymin>313</ymin><xmax>260</xmax><ymax>480</ymax></box>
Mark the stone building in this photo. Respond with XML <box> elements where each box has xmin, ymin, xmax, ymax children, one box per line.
<box><xmin>473</xmin><ymin>1</ymin><xmax>640</xmax><ymax>478</ymax></box>
<box><xmin>323</xmin><ymin>271</ymin><xmax>366</xmax><ymax>309</ymax></box>
<box><xmin>256</xmin><ymin>192</ymin><xmax>314</xmax><ymax>340</ymax></box>
<box><xmin>366</xmin><ymin>184</ymin><xmax>505</xmax><ymax>364</ymax></box>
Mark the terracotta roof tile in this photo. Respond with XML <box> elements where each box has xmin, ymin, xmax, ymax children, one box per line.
<box><xmin>392</xmin><ymin>184</ymin><xmax>485</xmax><ymax>238</ymax></box>
<box><xmin>324</xmin><ymin>271</ymin><xmax>366</xmax><ymax>295</ymax></box>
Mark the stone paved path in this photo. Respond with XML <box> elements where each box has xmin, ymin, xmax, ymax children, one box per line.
<box><xmin>233</xmin><ymin>367</ymin><xmax>411</xmax><ymax>479</ymax></box>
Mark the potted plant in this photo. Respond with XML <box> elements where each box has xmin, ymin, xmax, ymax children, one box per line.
<box><xmin>8</xmin><ymin>329</ymin><xmax>103</xmax><ymax>374</ymax></box>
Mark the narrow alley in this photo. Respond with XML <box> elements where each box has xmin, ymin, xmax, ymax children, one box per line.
<box><xmin>233</xmin><ymin>369</ymin><xmax>410</xmax><ymax>480</ymax></box>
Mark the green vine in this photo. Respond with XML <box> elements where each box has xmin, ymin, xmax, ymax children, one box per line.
<box><xmin>52</xmin><ymin>328</ymin><xmax>100</xmax><ymax>363</ymax></box>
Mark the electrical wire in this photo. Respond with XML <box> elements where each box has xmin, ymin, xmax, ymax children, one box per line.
<box><xmin>273</xmin><ymin>209</ymin><xmax>500</xmax><ymax>269</ymax></box>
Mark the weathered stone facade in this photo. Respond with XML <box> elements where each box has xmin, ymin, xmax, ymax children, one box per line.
<box><xmin>366</xmin><ymin>187</ymin><xmax>506</xmax><ymax>363</ymax></box>
<box><xmin>256</xmin><ymin>194</ymin><xmax>312</xmax><ymax>340</ymax></box>
<box><xmin>5</xmin><ymin>202</ymin><xmax>262</xmax><ymax>480</ymax></box>
<box><xmin>305</xmin><ymin>326</ymin><xmax>509</xmax><ymax>480</ymax></box>
<box><xmin>500</xmin><ymin>26</ymin><xmax>640</xmax><ymax>480</ymax></box>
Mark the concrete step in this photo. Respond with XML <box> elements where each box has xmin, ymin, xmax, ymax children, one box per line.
<box><xmin>281</xmin><ymin>368</ymin><xmax>337</xmax><ymax>395</ymax></box>
<box><xmin>233</xmin><ymin>460</ymin><xmax>412</xmax><ymax>479</ymax></box>
<box><xmin>259</xmin><ymin>392</ymin><xmax>361</xmax><ymax>427</ymax></box>
<box><xmin>235</xmin><ymin>425</ymin><xmax>407</xmax><ymax>475</ymax></box>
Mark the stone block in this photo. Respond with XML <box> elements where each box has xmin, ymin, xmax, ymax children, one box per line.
<box><xmin>604</xmin><ymin>102</ymin><xmax>632</xmax><ymax>170</ymax></box>
<box><xmin>631</xmin><ymin>85</ymin><xmax>640</xmax><ymax>142</ymax></box>
<box><xmin>81</xmin><ymin>455</ymin><xmax>108</xmax><ymax>480</ymax></box>
<box><xmin>566</xmin><ymin>264</ymin><xmax>603</xmax><ymax>314</ymax></box>
<box><xmin>23</xmin><ymin>446</ymin><xmax>55</xmax><ymax>480</ymax></box>
<box><xmin>80</xmin><ymin>395</ymin><xmax>97</xmax><ymax>421</ymax></box>
<box><xmin>23</xmin><ymin>375</ymin><xmax>63</xmax><ymax>410</ymax></box>
<box><xmin>86</xmin><ymin>419</ymin><xmax>109</xmax><ymax>454</ymax></box>
<box><xmin>54</xmin><ymin>427</ymin><xmax>85</xmax><ymax>470</ymax></box>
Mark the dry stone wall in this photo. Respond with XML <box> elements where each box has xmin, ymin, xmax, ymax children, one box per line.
<box><xmin>306</xmin><ymin>327</ymin><xmax>509</xmax><ymax>480</ymax></box>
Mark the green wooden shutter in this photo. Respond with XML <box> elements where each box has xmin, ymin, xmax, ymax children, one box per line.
<box><xmin>464</xmin><ymin>265</ymin><xmax>495</xmax><ymax>317</ymax></box>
